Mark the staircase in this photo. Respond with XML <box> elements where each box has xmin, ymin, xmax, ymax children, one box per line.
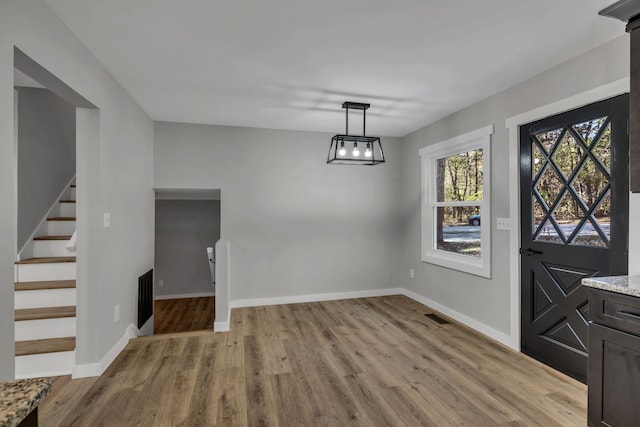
<box><xmin>14</xmin><ymin>183</ymin><xmax>77</xmax><ymax>378</ymax></box>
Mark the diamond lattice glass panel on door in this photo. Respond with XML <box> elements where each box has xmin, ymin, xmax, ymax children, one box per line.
<box><xmin>531</xmin><ymin>116</ymin><xmax>612</xmax><ymax>247</ymax></box>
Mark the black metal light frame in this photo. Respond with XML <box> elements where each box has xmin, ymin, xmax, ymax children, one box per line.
<box><xmin>327</xmin><ymin>102</ymin><xmax>385</xmax><ymax>165</ymax></box>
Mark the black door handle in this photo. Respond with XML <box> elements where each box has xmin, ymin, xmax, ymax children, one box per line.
<box><xmin>519</xmin><ymin>248</ymin><xmax>543</xmax><ymax>256</ymax></box>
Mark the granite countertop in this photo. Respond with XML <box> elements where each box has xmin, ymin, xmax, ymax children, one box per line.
<box><xmin>0</xmin><ymin>378</ymin><xmax>51</xmax><ymax>427</ymax></box>
<box><xmin>582</xmin><ymin>275</ymin><xmax>640</xmax><ymax>298</ymax></box>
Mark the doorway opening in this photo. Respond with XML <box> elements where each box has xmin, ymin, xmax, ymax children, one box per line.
<box><xmin>12</xmin><ymin>47</ymin><xmax>98</xmax><ymax>378</ymax></box>
<box><xmin>154</xmin><ymin>189</ymin><xmax>221</xmax><ymax>334</ymax></box>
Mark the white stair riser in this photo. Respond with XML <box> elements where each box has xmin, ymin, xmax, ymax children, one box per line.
<box><xmin>15</xmin><ymin>351</ymin><xmax>75</xmax><ymax>379</ymax></box>
<box><xmin>47</xmin><ymin>220</ymin><xmax>76</xmax><ymax>235</ymax></box>
<box><xmin>15</xmin><ymin>288</ymin><xmax>76</xmax><ymax>309</ymax></box>
<box><xmin>15</xmin><ymin>317</ymin><xmax>76</xmax><ymax>341</ymax></box>
<box><xmin>15</xmin><ymin>263</ymin><xmax>76</xmax><ymax>282</ymax></box>
<box><xmin>58</xmin><ymin>203</ymin><xmax>76</xmax><ymax>217</ymax></box>
<box><xmin>69</xmin><ymin>187</ymin><xmax>76</xmax><ymax>200</ymax></box>
<box><xmin>32</xmin><ymin>240</ymin><xmax>76</xmax><ymax>258</ymax></box>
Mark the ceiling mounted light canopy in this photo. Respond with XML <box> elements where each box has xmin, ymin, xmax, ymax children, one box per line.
<box><xmin>327</xmin><ymin>102</ymin><xmax>385</xmax><ymax>165</ymax></box>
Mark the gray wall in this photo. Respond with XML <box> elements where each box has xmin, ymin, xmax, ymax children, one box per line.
<box><xmin>16</xmin><ymin>87</ymin><xmax>75</xmax><ymax>249</ymax></box>
<box><xmin>0</xmin><ymin>0</ymin><xmax>154</xmax><ymax>379</ymax></box>
<box><xmin>154</xmin><ymin>123</ymin><xmax>404</xmax><ymax>302</ymax></box>
<box><xmin>155</xmin><ymin>200</ymin><xmax>220</xmax><ymax>298</ymax></box>
<box><xmin>398</xmin><ymin>35</ymin><xmax>630</xmax><ymax>337</ymax></box>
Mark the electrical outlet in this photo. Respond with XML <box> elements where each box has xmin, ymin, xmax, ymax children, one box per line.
<box><xmin>159</xmin><ymin>279</ymin><xmax>164</xmax><ymax>287</ymax></box>
<box><xmin>114</xmin><ymin>304</ymin><xmax>120</xmax><ymax>322</ymax></box>
<box><xmin>409</xmin><ymin>268</ymin><xmax>415</xmax><ymax>279</ymax></box>
<box><xmin>496</xmin><ymin>217</ymin><xmax>511</xmax><ymax>231</ymax></box>
<box><xmin>104</xmin><ymin>212</ymin><xmax>111</xmax><ymax>228</ymax></box>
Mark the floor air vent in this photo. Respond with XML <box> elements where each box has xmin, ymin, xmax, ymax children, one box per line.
<box><xmin>425</xmin><ymin>313</ymin><xmax>449</xmax><ymax>325</ymax></box>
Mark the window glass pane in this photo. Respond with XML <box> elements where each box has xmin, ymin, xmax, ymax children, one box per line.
<box><xmin>436</xmin><ymin>149</ymin><xmax>483</xmax><ymax>202</ymax></box>
<box><xmin>436</xmin><ymin>206</ymin><xmax>481</xmax><ymax>258</ymax></box>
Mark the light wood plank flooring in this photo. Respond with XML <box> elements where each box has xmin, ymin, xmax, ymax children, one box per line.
<box><xmin>40</xmin><ymin>296</ymin><xmax>587</xmax><ymax>426</ymax></box>
<box><xmin>154</xmin><ymin>297</ymin><xmax>215</xmax><ymax>334</ymax></box>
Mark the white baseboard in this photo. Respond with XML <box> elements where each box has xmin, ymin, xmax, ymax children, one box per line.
<box><xmin>71</xmin><ymin>361</ymin><xmax>100</xmax><ymax>379</ymax></box>
<box><xmin>401</xmin><ymin>289</ymin><xmax>514</xmax><ymax>349</ymax></box>
<box><xmin>154</xmin><ymin>291</ymin><xmax>215</xmax><ymax>300</ymax></box>
<box><xmin>230</xmin><ymin>288</ymin><xmax>404</xmax><ymax>309</ymax></box>
<box><xmin>213</xmin><ymin>321</ymin><xmax>230</xmax><ymax>332</ymax></box>
<box><xmin>139</xmin><ymin>315</ymin><xmax>154</xmax><ymax>336</ymax></box>
<box><xmin>72</xmin><ymin>323</ymin><xmax>140</xmax><ymax>379</ymax></box>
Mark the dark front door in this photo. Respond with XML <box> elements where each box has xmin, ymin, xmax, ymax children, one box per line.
<box><xmin>520</xmin><ymin>94</ymin><xmax>629</xmax><ymax>383</ymax></box>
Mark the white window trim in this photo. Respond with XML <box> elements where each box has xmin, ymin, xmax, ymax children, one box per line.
<box><xmin>419</xmin><ymin>125</ymin><xmax>493</xmax><ymax>278</ymax></box>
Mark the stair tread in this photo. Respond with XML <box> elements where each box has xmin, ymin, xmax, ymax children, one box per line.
<box><xmin>70</xmin><ymin>184</ymin><xmax>76</xmax><ymax>188</ymax></box>
<box><xmin>60</xmin><ymin>200</ymin><xmax>76</xmax><ymax>203</ymax></box>
<box><xmin>15</xmin><ymin>280</ymin><xmax>76</xmax><ymax>291</ymax></box>
<box><xmin>47</xmin><ymin>217</ymin><xmax>76</xmax><ymax>221</ymax></box>
<box><xmin>15</xmin><ymin>306</ymin><xmax>76</xmax><ymax>321</ymax></box>
<box><xmin>15</xmin><ymin>257</ymin><xmax>76</xmax><ymax>264</ymax></box>
<box><xmin>16</xmin><ymin>337</ymin><xmax>76</xmax><ymax>356</ymax></box>
<box><xmin>33</xmin><ymin>235</ymin><xmax>72</xmax><ymax>241</ymax></box>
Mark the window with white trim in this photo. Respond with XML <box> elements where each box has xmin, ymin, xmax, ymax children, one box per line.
<box><xmin>419</xmin><ymin>125</ymin><xmax>493</xmax><ymax>278</ymax></box>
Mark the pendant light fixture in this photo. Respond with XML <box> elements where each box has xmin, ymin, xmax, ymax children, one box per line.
<box><xmin>327</xmin><ymin>102</ymin><xmax>385</xmax><ymax>165</ymax></box>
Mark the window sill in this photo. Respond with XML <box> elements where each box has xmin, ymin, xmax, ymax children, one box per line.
<box><xmin>422</xmin><ymin>250</ymin><xmax>491</xmax><ymax>279</ymax></box>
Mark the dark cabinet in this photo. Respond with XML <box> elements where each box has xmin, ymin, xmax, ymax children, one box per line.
<box><xmin>630</xmin><ymin>28</ymin><xmax>640</xmax><ymax>192</ymax></box>
<box><xmin>599</xmin><ymin>1</ymin><xmax>640</xmax><ymax>192</ymax></box>
<box><xmin>588</xmin><ymin>288</ymin><xmax>640</xmax><ymax>426</ymax></box>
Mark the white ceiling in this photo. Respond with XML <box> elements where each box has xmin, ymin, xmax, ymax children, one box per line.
<box><xmin>43</xmin><ymin>0</ymin><xmax>625</xmax><ymax>137</ymax></box>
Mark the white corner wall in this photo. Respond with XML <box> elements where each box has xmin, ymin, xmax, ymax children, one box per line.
<box><xmin>0</xmin><ymin>0</ymin><xmax>154</xmax><ymax>379</ymax></box>
<box><xmin>154</xmin><ymin>123</ymin><xmax>404</xmax><ymax>303</ymax></box>
<box><xmin>398</xmin><ymin>35</ymin><xmax>631</xmax><ymax>347</ymax></box>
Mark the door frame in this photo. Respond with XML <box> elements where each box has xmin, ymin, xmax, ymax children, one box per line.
<box><xmin>504</xmin><ymin>77</ymin><xmax>629</xmax><ymax>351</ymax></box>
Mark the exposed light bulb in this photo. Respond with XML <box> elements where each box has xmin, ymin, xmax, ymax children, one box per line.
<box><xmin>352</xmin><ymin>142</ymin><xmax>360</xmax><ymax>157</ymax></box>
<box><xmin>365</xmin><ymin>142</ymin><xmax>372</xmax><ymax>158</ymax></box>
<box><xmin>338</xmin><ymin>141</ymin><xmax>346</xmax><ymax>156</ymax></box>
<box><xmin>534</xmin><ymin>158</ymin><xmax>540</xmax><ymax>165</ymax></box>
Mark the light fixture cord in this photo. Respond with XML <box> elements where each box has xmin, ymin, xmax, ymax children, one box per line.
<box><xmin>363</xmin><ymin>108</ymin><xmax>366</xmax><ymax>136</ymax></box>
<box><xmin>346</xmin><ymin>105</ymin><xmax>349</xmax><ymax>135</ymax></box>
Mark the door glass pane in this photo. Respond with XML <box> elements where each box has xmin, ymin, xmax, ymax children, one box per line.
<box><xmin>573</xmin><ymin>218</ymin><xmax>608</xmax><ymax>247</ymax></box>
<box><xmin>436</xmin><ymin>149</ymin><xmax>483</xmax><ymax>202</ymax></box>
<box><xmin>533</xmin><ymin>196</ymin><xmax>546</xmax><ymax>234</ymax></box>
<box><xmin>594</xmin><ymin>190</ymin><xmax>611</xmax><ymax>228</ymax></box>
<box><xmin>534</xmin><ymin>128</ymin><xmax>563</xmax><ymax>155</ymax></box>
<box><xmin>572</xmin><ymin>117</ymin><xmax>607</xmax><ymax>146</ymax></box>
<box><xmin>535</xmin><ymin>165</ymin><xmax>563</xmax><ymax>208</ymax></box>
<box><xmin>592</xmin><ymin>122</ymin><xmax>612</xmax><ymax>173</ymax></box>
<box><xmin>535</xmin><ymin>218</ymin><xmax>563</xmax><ymax>243</ymax></box>
<box><xmin>572</xmin><ymin>157</ymin><xmax>609</xmax><ymax>210</ymax></box>
<box><xmin>572</xmin><ymin>191</ymin><xmax>611</xmax><ymax>247</ymax></box>
<box><xmin>554</xmin><ymin>192</ymin><xmax>583</xmax><ymax>240</ymax></box>
<box><xmin>532</xmin><ymin>143</ymin><xmax>546</xmax><ymax>179</ymax></box>
<box><xmin>552</xmin><ymin>131</ymin><xmax>584</xmax><ymax>179</ymax></box>
<box><xmin>436</xmin><ymin>206</ymin><xmax>481</xmax><ymax>258</ymax></box>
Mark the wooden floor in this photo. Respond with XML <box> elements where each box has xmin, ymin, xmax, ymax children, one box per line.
<box><xmin>40</xmin><ymin>296</ymin><xmax>587</xmax><ymax>426</ymax></box>
<box><xmin>154</xmin><ymin>297</ymin><xmax>215</xmax><ymax>334</ymax></box>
